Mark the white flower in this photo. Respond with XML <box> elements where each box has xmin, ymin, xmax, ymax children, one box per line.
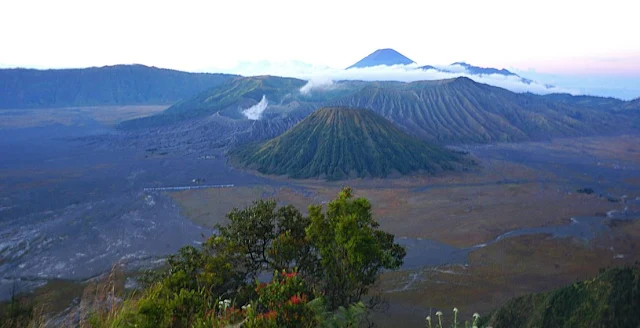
<box><xmin>425</xmin><ymin>316</ymin><xmax>431</xmax><ymax>321</ymax></box>
<box><xmin>220</xmin><ymin>299</ymin><xmax>231</xmax><ymax>310</ymax></box>
<box><xmin>436</xmin><ymin>311</ymin><xmax>443</xmax><ymax>316</ymax></box>
<box><xmin>453</xmin><ymin>307</ymin><xmax>459</xmax><ymax>313</ymax></box>
<box><xmin>473</xmin><ymin>313</ymin><xmax>480</xmax><ymax>319</ymax></box>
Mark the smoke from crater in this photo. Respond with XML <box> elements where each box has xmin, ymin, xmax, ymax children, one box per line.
<box><xmin>242</xmin><ymin>95</ymin><xmax>268</xmax><ymax>120</ymax></box>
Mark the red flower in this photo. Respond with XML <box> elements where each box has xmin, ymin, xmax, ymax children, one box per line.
<box><xmin>265</xmin><ymin>310</ymin><xmax>277</xmax><ymax>320</ymax></box>
<box><xmin>255</xmin><ymin>282</ymin><xmax>267</xmax><ymax>292</ymax></box>
<box><xmin>281</xmin><ymin>271</ymin><xmax>297</xmax><ymax>278</ymax></box>
<box><xmin>289</xmin><ymin>294</ymin><xmax>307</xmax><ymax>305</ymax></box>
<box><xmin>290</xmin><ymin>295</ymin><xmax>302</xmax><ymax>304</ymax></box>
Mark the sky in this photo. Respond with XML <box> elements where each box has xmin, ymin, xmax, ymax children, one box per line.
<box><xmin>1</xmin><ymin>0</ymin><xmax>639</xmax><ymax>99</ymax></box>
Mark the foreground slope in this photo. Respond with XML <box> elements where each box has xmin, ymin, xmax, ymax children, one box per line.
<box><xmin>229</xmin><ymin>107</ymin><xmax>463</xmax><ymax>180</ymax></box>
<box><xmin>483</xmin><ymin>266</ymin><xmax>640</xmax><ymax>328</ymax></box>
<box><xmin>0</xmin><ymin>65</ymin><xmax>235</xmax><ymax>109</ymax></box>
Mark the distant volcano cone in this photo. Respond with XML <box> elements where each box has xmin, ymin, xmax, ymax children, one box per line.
<box><xmin>229</xmin><ymin>107</ymin><xmax>463</xmax><ymax>180</ymax></box>
<box><xmin>347</xmin><ymin>48</ymin><xmax>415</xmax><ymax>69</ymax></box>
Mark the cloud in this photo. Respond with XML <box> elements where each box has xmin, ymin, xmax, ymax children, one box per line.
<box><xmin>286</xmin><ymin>62</ymin><xmax>575</xmax><ymax>96</ymax></box>
<box><xmin>212</xmin><ymin>60</ymin><xmax>640</xmax><ymax>98</ymax></box>
<box><xmin>510</xmin><ymin>68</ymin><xmax>640</xmax><ymax>100</ymax></box>
<box><xmin>299</xmin><ymin>77</ymin><xmax>335</xmax><ymax>95</ymax></box>
<box><xmin>433</xmin><ymin>64</ymin><xmax>467</xmax><ymax>73</ymax></box>
<box><xmin>242</xmin><ymin>95</ymin><xmax>268</xmax><ymax>120</ymax></box>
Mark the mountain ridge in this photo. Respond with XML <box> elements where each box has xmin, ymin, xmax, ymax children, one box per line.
<box><xmin>120</xmin><ymin>75</ymin><xmax>640</xmax><ymax>144</ymax></box>
<box><xmin>420</xmin><ymin>62</ymin><xmax>537</xmax><ymax>85</ymax></box>
<box><xmin>118</xmin><ymin>75</ymin><xmax>315</xmax><ymax>130</ymax></box>
<box><xmin>328</xmin><ymin>76</ymin><xmax>625</xmax><ymax>143</ymax></box>
<box><xmin>0</xmin><ymin>64</ymin><xmax>237</xmax><ymax>109</ymax></box>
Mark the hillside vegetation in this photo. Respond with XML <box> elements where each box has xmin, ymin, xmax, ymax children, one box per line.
<box><xmin>230</xmin><ymin>107</ymin><xmax>463</xmax><ymax>180</ymax></box>
<box><xmin>482</xmin><ymin>266</ymin><xmax>640</xmax><ymax>328</ymax></box>
<box><xmin>0</xmin><ymin>65</ymin><xmax>235</xmax><ymax>109</ymax></box>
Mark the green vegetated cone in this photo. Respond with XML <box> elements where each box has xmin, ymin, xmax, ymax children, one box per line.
<box><xmin>230</xmin><ymin>107</ymin><xmax>464</xmax><ymax>180</ymax></box>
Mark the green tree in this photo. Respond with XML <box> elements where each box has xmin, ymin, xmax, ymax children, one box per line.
<box><xmin>306</xmin><ymin>187</ymin><xmax>406</xmax><ymax>310</ymax></box>
<box><xmin>210</xmin><ymin>200</ymin><xmax>319</xmax><ymax>281</ymax></box>
<box><xmin>206</xmin><ymin>188</ymin><xmax>405</xmax><ymax>310</ymax></box>
<box><xmin>84</xmin><ymin>188</ymin><xmax>406</xmax><ymax>327</ymax></box>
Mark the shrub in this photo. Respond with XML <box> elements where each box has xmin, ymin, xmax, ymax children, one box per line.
<box><xmin>244</xmin><ymin>270</ymin><xmax>318</xmax><ymax>328</ymax></box>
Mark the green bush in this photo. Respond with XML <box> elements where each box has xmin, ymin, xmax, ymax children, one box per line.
<box><xmin>244</xmin><ymin>270</ymin><xmax>318</xmax><ymax>328</ymax></box>
<box><xmin>90</xmin><ymin>188</ymin><xmax>402</xmax><ymax>328</ymax></box>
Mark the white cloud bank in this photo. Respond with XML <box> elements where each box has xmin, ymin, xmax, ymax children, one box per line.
<box><xmin>242</xmin><ymin>95</ymin><xmax>268</xmax><ymax>120</ymax></box>
<box><xmin>509</xmin><ymin>69</ymin><xmax>640</xmax><ymax>100</ymax></box>
<box><xmin>213</xmin><ymin>61</ymin><xmax>578</xmax><ymax>97</ymax></box>
<box><xmin>208</xmin><ymin>59</ymin><xmax>640</xmax><ymax>100</ymax></box>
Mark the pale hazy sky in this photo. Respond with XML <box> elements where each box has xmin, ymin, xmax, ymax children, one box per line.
<box><xmin>2</xmin><ymin>0</ymin><xmax>639</xmax><ymax>76</ymax></box>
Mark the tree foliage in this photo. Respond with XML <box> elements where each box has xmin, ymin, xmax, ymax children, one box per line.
<box><xmin>87</xmin><ymin>187</ymin><xmax>404</xmax><ymax>327</ymax></box>
<box><xmin>207</xmin><ymin>187</ymin><xmax>405</xmax><ymax>310</ymax></box>
<box><xmin>307</xmin><ymin>187</ymin><xmax>406</xmax><ymax>310</ymax></box>
<box><xmin>210</xmin><ymin>200</ymin><xmax>318</xmax><ymax>281</ymax></box>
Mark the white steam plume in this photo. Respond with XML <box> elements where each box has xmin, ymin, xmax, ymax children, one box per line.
<box><xmin>299</xmin><ymin>77</ymin><xmax>334</xmax><ymax>95</ymax></box>
<box><xmin>242</xmin><ymin>95</ymin><xmax>268</xmax><ymax>120</ymax></box>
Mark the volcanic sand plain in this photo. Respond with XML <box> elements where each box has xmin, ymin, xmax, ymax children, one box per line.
<box><xmin>170</xmin><ymin>134</ymin><xmax>640</xmax><ymax>325</ymax></box>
